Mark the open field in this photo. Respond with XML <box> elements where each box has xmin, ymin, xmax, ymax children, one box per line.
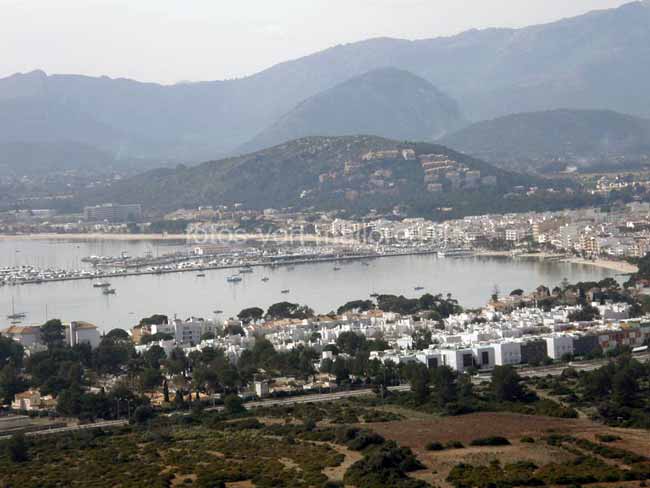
<box><xmin>369</xmin><ymin>411</ymin><xmax>650</xmax><ymax>488</ymax></box>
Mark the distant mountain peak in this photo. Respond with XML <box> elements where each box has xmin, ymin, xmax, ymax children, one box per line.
<box><xmin>240</xmin><ymin>68</ymin><xmax>464</xmax><ymax>153</ymax></box>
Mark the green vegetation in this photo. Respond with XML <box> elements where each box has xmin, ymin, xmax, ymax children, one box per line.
<box><xmin>532</xmin><ymin>354</ymin><xmax>650</xmax><ymax>428</ymax></box>
<box><xmin>0</xmin><ymin>423</ymin><xmax>345</xmax><ymax>487</ymax></box>
<box><xmin>469</xmin><ymin>436</ymin><xmax>510</xmax><ymax>447</ymax></box>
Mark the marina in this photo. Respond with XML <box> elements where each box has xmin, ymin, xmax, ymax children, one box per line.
<box><xmin>0</xmin><ymin>237</ymin><xmax>616</xmax><ymax>332</ymax></box>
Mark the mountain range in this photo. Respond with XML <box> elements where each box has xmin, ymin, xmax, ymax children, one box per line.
<box><xmin>441</xmin><ymin>109</ymin><xmax>650</xmax><ymax>173</ymax></box>
<box><xmin>241</xmin><ymin>68</ymin><xmax>464</xmax><ymax>153</ymax></box>
<box><xmin>1</xmin><ymin>1</ymin><xmax>650</xmax><ymax>165</ymax></box>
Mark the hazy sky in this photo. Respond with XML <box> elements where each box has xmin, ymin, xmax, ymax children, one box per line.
<box><xmin>1</xmin><ymin>0</ymin><xmax>630</xmax><ymax>84</ymax></box>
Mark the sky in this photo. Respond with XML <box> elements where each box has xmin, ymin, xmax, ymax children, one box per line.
<box><xmin>0</xmin><ymin>0</ymin><xmax>631</xmax><ymax>84</ymax></box>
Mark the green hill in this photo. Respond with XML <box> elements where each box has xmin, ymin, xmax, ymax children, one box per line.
<box><xmin>83</xmin><ymin>136</ymin><xmax>559</xmax><ymax>219</ymax></box>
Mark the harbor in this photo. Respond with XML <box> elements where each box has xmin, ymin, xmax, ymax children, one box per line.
<box><xmin>0</xmin><ymin>244</ymin><xmax>470</xmax><ymax>288</ymax></box>
<box><xmin>0</xmin><ymin>238</ymin><xmax>615</xmax><ymax>332</ymax></box>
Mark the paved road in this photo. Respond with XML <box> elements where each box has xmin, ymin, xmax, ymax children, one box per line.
<box><xmin>0</xmin><ymin>419</ymin><xmax>128</xmax><ymax>440</ymax></box>
<box><xmin>204</xmin><ymin>384</ymin><xmax>412</xmax><ymax>412</ymax></box>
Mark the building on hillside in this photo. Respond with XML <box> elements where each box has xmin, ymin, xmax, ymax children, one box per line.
<box><xmin>519</xmin><ymin>339</ymin><xmax>548</xmax><ymax>364</ymax></box>
<box><xmin>1</xmin><ymin>325</ymin><xmax>42</xmax><ymax>348</ymax></box>
<box><xmin>66</xmin><ymin>321</ymin><xmax>101</xmax><ymax>348</ymax></box>
<box><xmin>438</xmin><ymin>348</ymin><xmax>475</xmax><ymax>373</ymax></box>
<box><xmin>492</xmin><ymin>341</ymin><xmax>522</xmax><ymax>366</ymax></box>
<box><xmin>545</xmin><ymin>335</ymin><xmax>574</xmax><ymax>360</ymax></box>
<box><xmin>11</xmin><ymin>390</ymin><xmax>57</xmax><ymax>411</ymax></box>
<box><xmin>83</xmin><ymin>203</ymin><xmax>142</xmax><ymax>223</ymax></box>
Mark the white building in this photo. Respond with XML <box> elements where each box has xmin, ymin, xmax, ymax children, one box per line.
<box><xmin>66</xmin><ymin>321</ymin><xmax>101</xmax><ymax>348</ymax></box>
<box><xmin>492</xmin><ymin>342</ymin><xmax>522</xmax><ymax>366</ymax></box>
<box><xmin>545</xmin><ymin>335</ymin><xmax>575</xmax><ymax>360</ymax></box>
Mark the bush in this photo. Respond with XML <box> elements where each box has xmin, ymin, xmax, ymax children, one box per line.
<box><xmin>425</xmin><ymin>441</ymin><xmax>445</xmax><ymax>451</ymax></box>
<box><xmin>596</xmin><ymin>434</ymin><xmax>621</xmax><ymax>443</ymax></box>
<box><xmin>470</xmin><ymin>436</ymin><xmax>511</xmax><ymax>447</ymax></box>
<box><xmin>224</xmin><ymin>394</ymin><xmax>246</xmax><ymax>415</ymax></box>
<box><xmin>445</xmin><ymin>440</ymin><xmax>465</xmax><ymax>449</ymax></box>
<box><xmin>520</xmin><ymin>437</ymin><xmax>535</xmax><ymax>443</ymax></box>
<box><xmin>133</xmin><ymin>405</ymin><xmax>154</xmax><ymax>424</ymax></box>
<box><xmin>4</xmin><ymin>433</ymin><xmax>29</xmax><ymax>463</ymax></box>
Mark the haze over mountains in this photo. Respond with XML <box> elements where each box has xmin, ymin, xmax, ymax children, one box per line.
<box><xmin>241</xmin><ymin>68</ymin><xmax>464</xmax><ymax>153</ymax></box>
<box><xmin>1</xmin><ymin>0</ymin><xmax>650</xmax><ymax>169</ymax></box>
<box><xmin>441</xmin><ymin>109</ymin><xmax>650</xmax><ymax>173</ymax></box>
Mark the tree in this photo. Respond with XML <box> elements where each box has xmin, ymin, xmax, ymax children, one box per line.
<box><xmin>133</xmin><ymin>405</ymin><xmax>154</xmax><ymax>424</ymax></box>
<box><xmin>143</xmin><ymin>345</ymin><xmax>166</xmax><ymax>369</ymax></box>
<box><xmin>491</xmin><ymin>366</ymin><xmax>525</xmax><ymax>402</ymax></box>
<box><xmin>93</xmin><ymin>336</ymin><xmax>134</xmax><ymax>375</ymax></box>
<box><xmin>412</xmin><ymin>328</ymin><xmax>433</xmax><ymax>350</ymax></box>
<box><xmin>164</xmin><ymin>348</ymin><xmax>188</xmax><ymax>376</ymax></box>
<box><xmin>337</xmin><ymin>300</ymin><xmax>374</xmax><ymax>315</ymax></box>
<box><xmin>223</xmin><ymin>323</ymin><xmax>245</xmax><ymax>337</ymax></box>
<box><xmin>237</xmin><ymin>307</ymin><xmax>264</xmax><ymax>324</ymax></box>
<box><xmin>163</xmin><ymin>380</ymin><xmax>170</xmax><ymax>403</ymax></box>
<box><xmin>336</xmin><ymin>331</ymin><xmax>366</xmax><ymax>356</ymax></box>
<box><xmin>41</xmin><ymin>319</ymin><xmax>65</xmax><ymax>349</ymax></box>
<box><xmin>568</xmin><ymin>304</ymin><xmax>600</xmax><ymax>322</ymax></box>
<box><xmin>405</xmin><ymin>363</ymin><xmax>430</xmax><ymax>404</ymax></box>
<box><xmin>265</xmin><ymin>302</ymin><xmax>314</xmax><ymax>320</ymax></box>
<box><xmin>0</xmin><ymin>336</ymin><xmax>24</xmax><ymax>368</ymax></box>
<box><xmin>140</xmin><ymin>368</ymin><xmax>163</xmax><ymax>392</ymax></box>
<box><xmin>431</xmin><ymin>366</ymin><xmax>457</xmax><ymax>407</ymax></box>
<box><xmin>0</xmin><ymin>364</ymin><xmax>26</xmax><ymax>405</ymax></box>
<box><xmin>105</xmin><ymin>329</ymin><xmax>130</xmax><ymax>342</ymax></box>
<box><xmin>140</xmin><ymin>332</ymin><xmax>174</xmax><ymax>345</ymax></box>
<box><xmin>612</xmin><ymin>368</ymin><xmax>638</xmax><ymax>406</ymax></box>
<box><xmin>224</xmin><ymin>394</ymin><xmax>245</xmax><ymax>415</ymax></box>
<box><xmin>139</xmin><ymin>314</ymin><xmax>168</xmax><ymax>326</ymax></box>
<box><xmin>6</xmin><ymin>433</ymin><xmax>29</xmax><ymax>463</ymax></box>
<box><xmin>333</xmin><ymin>357</ymin><xmax>350</xmax><ymax>385</ymax></box>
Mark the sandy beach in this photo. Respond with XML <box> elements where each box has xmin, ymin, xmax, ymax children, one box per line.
<box><xmin>561</xmin><ymin>257</ymin><xmax>638</xmax><ymax>274</ymax></box>
<box><xmin>475</xmin><ymin>251</ymin><xmax>638</xmax><ymax>274</ymax></box>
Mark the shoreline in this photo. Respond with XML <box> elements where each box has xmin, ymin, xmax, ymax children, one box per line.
<box><xmin>560</xmin><ymin>257</ymin><xmax>638</xmax><ymax>274</ymax></box>
<box><xmin>475</xmin><ymin>250</ymin><xmax>638</xmax><ymax>274</ymax></box>
<box><xmin>0</xmin><ymin>232</ymin><xmax>359</xmax><ymax>245</ymax></box>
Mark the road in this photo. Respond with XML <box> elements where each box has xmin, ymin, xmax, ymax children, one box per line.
<box><xmin>0</xmin><ymin>419</ymin><xmax>128</xmax><ymax>440</ymax></box>
<box><xmin>204</xmin><ymin>385</ymin><xmax>412</xmax><ymax>412</ymax></box>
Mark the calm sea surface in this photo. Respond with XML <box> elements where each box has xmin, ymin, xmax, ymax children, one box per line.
<box><xmin>0</xmin><ymin>238</ymin><xmax>615</xmax><ymax>333</ymax></box>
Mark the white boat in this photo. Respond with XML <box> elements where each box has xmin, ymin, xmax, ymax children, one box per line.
<box><xmin>7</xmin><ymin>298</ymin><xmax>26</xmax><ymax>320</ymax></box>
<box><xmin>227</xmin><ymin>275</ymin><xmax>243</xmax><ymax>283</ymax></box>
<box><xmin>93</xmin><ymin>281</ymin><xmax>112</xmax><ymax>288</ymax></box>
<box><xmin>238</xmin><ymin>267</ymin><xmax>254</xmax><ymax>274</ymax></box>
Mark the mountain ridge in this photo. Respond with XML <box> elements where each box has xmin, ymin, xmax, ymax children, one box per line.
<box><xmin>440</xmin><ymin>108</ymin><xmax>650</xmax><ymax>173</ymax></box>
<box><xmin>1</xmin><ymin>1</ymin><xmax>649</xmax><ymax>161</ymax></box>
<box><xmin>240</xmin><ymin>68</ymin><xmax>465</xmax><ymax>153</ymax></box>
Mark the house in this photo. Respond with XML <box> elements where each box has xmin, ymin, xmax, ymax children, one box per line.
<box><xmin>11</xmin><ymin>390</ymin><xmax>57</xmax><ymax>411</ymax></box>
<box><xmin>66</xmin><ymin>321</ymin><xmax>101</xmax><ymax>348</ymax></box>
<box><xmin>438</xmin><ymin>348</ymin><xmax>475</xmax><ymax>373</ymax></box>
<box><xmin>1</xmin><ymin>325</ymin><xmax>42</xmax><ymax>348</ymax></box>
<box><xmin>546</xmin><ymin>335</ymin><xmax>574</xmax><ymax>360</ymax></box>
<box><xmin>492</xmin><ymin>341</ymin><xmax>522</xmax><ymax>366</ymax></box>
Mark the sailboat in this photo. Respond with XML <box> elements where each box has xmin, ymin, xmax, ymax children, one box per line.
<box><xmin>7</xmin><ymin>297</ymin><xmax>26</xmax><ymax>320</ymax></box>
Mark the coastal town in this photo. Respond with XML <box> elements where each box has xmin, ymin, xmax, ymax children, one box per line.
<box><xmin>3</xmin><ymin>267</ymin><xmax>650</xmax><ymax>418</ymax></box>
<box><xmin>1</xmin><ymin>199</ymin><xmax>648</xmax><ymax>287</ymax></box>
